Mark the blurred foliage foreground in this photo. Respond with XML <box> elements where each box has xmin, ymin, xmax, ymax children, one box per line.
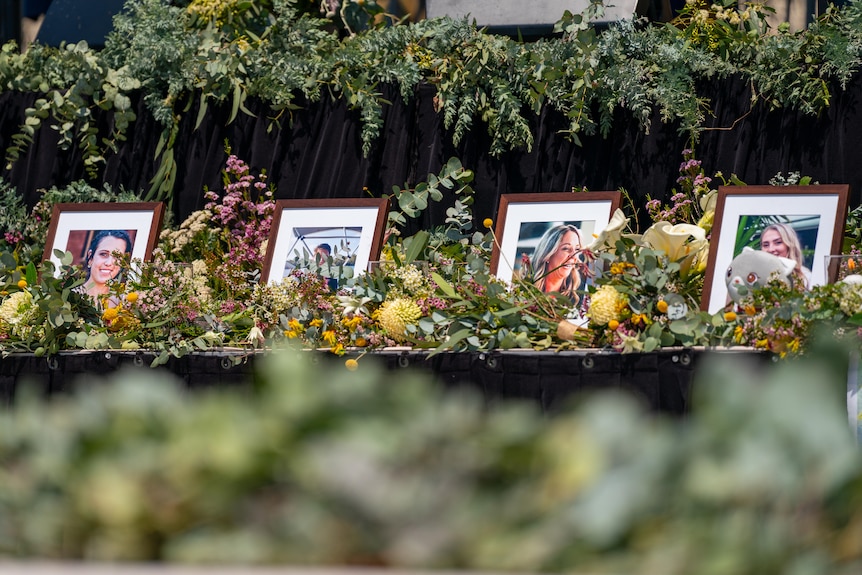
<box><xmin>1</xmin><ymin>344</ymin><xmax>862</xmax><ymax>574</ymax></box>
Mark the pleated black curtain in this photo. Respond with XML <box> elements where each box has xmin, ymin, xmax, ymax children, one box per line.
<box><xmin>2</xmin><ymin>75</ymin><xmax>861</xmax><ymax>229</ymax></box>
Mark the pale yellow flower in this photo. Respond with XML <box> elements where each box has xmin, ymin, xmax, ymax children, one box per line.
<box><xmin>641</xmin><ymin>221</ymin><xmax>709</xmax><ymax>278</ymax></box>
<box><xmin>587</xmin><ymin>285</ymin><xmax>627</xmax><ymax>326</ymax></box>
<box><xmin>378</xmin><ymin>298</ymin><xmax>422</xmax><ymax>342</ymax></box>
<box><xmin>586</xmin><ymin>209</ymin><xmax>629</xmax><ymax>253</ymax></box>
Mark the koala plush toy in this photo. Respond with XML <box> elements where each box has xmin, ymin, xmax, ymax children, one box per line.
<box><xmin>725</xmin><ymin>246</ymin><xmax>797</xmax><ymax>303</ymax></box>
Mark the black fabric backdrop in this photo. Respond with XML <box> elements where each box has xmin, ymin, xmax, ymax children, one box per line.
<box><xmin>0</xmin><ymin>348</ymin><xmax>734</xmax><ymax>415</ymax></box>
<box><xmin>2</xmin><ymin>74</ymin><xmax>861</xmax><ymax>228</ymax></box>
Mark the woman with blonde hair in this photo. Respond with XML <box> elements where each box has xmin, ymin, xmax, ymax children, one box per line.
<box><xmin>530</xmin><ymin>224</ymin><xmax>585</xmax><ymax>305</ymax></box>
<box><xmin>759</xmin><ymin>222</ymin><xmax>811</xmax><ymax>289</ymax></box>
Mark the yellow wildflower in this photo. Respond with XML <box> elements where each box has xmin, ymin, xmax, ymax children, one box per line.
<box><xmin>283</xmin><ymin>330</ymin><xmax>298</xmax><ymax>339</ymax></box>
<box><xmin>343</xmin><ymin>316</ymin><xmax>362</xmax><ymax>331</ymax></box>
<box><xmin>102</xmin><ymin>307</ymin><xmax>119</xmax><ymax>322</ymax></box>
<box><xmin>787</xmin><ymin>338</ymin><xmax>801</xmax><ymax>354</ymax></box>
<box><xmin>309</xmin><ymin>318</ymin><xmax>323</xmax><ymax>328</ymax></box>
<box><xmin>287</xmin><ymin>318</ymin><xmax>302</xmax><ymax>331</ymax></box>
<box><xmin>322</xmin><ymin>329</ymin><xmax>338</xmax><ymax>346</ymax></box>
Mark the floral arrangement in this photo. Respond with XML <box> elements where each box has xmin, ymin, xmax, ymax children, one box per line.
<box><xmin>0</xmin><ymin>151</ymin><xmax>861</xmax><ymax>364</ymax></box>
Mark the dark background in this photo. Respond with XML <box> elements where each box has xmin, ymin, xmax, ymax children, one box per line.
<box><xmin>2</xmin><ymin>73</ymin><xmax>861</xmax><ymax>232</ymax></box>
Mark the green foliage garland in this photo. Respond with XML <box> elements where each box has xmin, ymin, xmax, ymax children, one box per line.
<box><xmin>4</xmin><ymin>1</ymin><xmax>862</xmax><ymax>199</ymax></box>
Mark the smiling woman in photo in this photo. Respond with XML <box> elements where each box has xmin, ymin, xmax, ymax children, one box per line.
<box><xmin>759</xmin><ymin>222</ymin><xmax>812</xmax><ymax>289</ymax></box>
<box><xmin>530</xmin><ymin>223</ymin><xmax>586</xmax><ymax>305</ymax></box>
<box><xmin>81</xmin><ymin>230</ymin><xmax>133</xmax><ymax>304</ymax></box>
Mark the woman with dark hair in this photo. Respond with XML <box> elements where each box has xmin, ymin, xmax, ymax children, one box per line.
<box><xmin>81</xmin><ymin>230</ymin><xmax>132</xmax><ymax>302</ymax></box>
<box><xmin>530</xmin><ymin>223</ymin><xmax>585</xmax><ymax>305</ymax></box>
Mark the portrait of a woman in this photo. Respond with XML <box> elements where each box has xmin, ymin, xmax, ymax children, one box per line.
<box><xmin>530</xmin><ymin>224</ymin><xmax>586</xmax><ymax>305</ymax></box>
<box><xmin>758</xmin><ymin>222</ymin><xmax>811</xmax><ymax>289</ymax></box>
<box><xmin>80</xmin><ymin>230</ymin><xmax>133</xmax><ymax>302</ymax></box>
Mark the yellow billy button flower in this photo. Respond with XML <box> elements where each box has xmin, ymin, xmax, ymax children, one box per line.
<box><xmin>608</xmin><ymin>319</ymin><xmax>620</xmax><ymax>330</ymax></box>
<box><xmin>17</xmin><ymin>279</ymin><xmax>27</xmax><ymax>289</ymax></box>
<box><xmin>656</xmin><ymin>299</ymin><xmax>669</xmax><ymax>314</ymax></box>
<box><xmin>345</xmin><ymin>358</ymin><xmax>359</xmax><ymax>371</ymax></box>
<box><xmin>483</xmin><ymin>218</ymin><xmax>494</xmax><ymax>229</ymax></box>
<box><xmin>354</xmin><ymin>336</ymin><xmax>367</xmax><ymax>347</ymax></box>
<box><xmin>126</xmin><ymin>292</ymin><xmax>138</xmax><ymax>304</ymax></box>
<box><xmin>724</xmin><ymin>311</ymin><xmax>738</xmax><ymax>322</ymax></box>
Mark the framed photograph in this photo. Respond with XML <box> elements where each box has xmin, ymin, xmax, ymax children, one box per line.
<box><xmin>701</xmin><ymin>185</ymin><xmax>850</xmax><ymax>313</ymax></box>
<box><xmin>490</xmin><ymin>192</ymin><xmax>622</xmax><ymax>318</ymax></box>
<box><xmin>261</xmin><ymin>198</ymin><xmax>390</xmax><ymax>285</ymax></box>
<box><xmin>43</xmin><ymin>201</ymin><xmax>165</xmax><ymax>275</ymax></box>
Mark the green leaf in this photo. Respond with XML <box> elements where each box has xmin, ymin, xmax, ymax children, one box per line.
<box><xmin>430</xmin><ymin>328</ymin><xmax>471</xmax><ymax>355</ymax></box>
<box><xmin>643</xmin><ymin>337</ymin><xmax>659</xmax><ymax>352</ymax></box>
<box><xmin>25</xmin><ymin>262</ymin><xmax>37</xmax><ymax>285</ymax></box>
<box><xmin>404</xmin><ymin>230</ymin><xmax>430</xmax><ymax>263</ymax></box>
<box><xmin>431</xmin><ymin>272</ymin><xmax>459</xmax><ymax>299</ymax></box>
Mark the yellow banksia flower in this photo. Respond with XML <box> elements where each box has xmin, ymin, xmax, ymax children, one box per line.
<box><xmin>378</xmin><ymin>297</ymin><xmax>422</xmax><ymax>342</ymax></box>
<box><xmin>588</xmin><ymin>285</ymin><xmax>627</xmax><ymax>326</ymax></box>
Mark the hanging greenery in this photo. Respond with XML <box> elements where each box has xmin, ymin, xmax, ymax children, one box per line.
<box><xmin>3</xmin><ymin>0</ymin><xmax>862</xmax><ymax>201</ymax></box>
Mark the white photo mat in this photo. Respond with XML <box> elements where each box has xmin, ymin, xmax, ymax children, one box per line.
<box><xmin>265</xmin><ymin>206</ymin><xmax>383</xmax><ymax>284</ymax></box>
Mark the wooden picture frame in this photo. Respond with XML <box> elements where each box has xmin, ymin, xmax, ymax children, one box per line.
<box><xmin>490</xmin><ymin>192</ymin><xmax>622</xmax><ymax>321</ymax></box>
<box><xmin>43</xmin><ymin>202</ymin><xmax>166</xmax><ymax>275</ymax></box>
<box><xmin>261</xmin><ymin>198</ymin><xmax>390</xmax><ymax>285</ymax></box>
<box><xmin>701</xmin><ymin>185</ymin><xmax>850</xmax><ymax>313</ymax></box>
